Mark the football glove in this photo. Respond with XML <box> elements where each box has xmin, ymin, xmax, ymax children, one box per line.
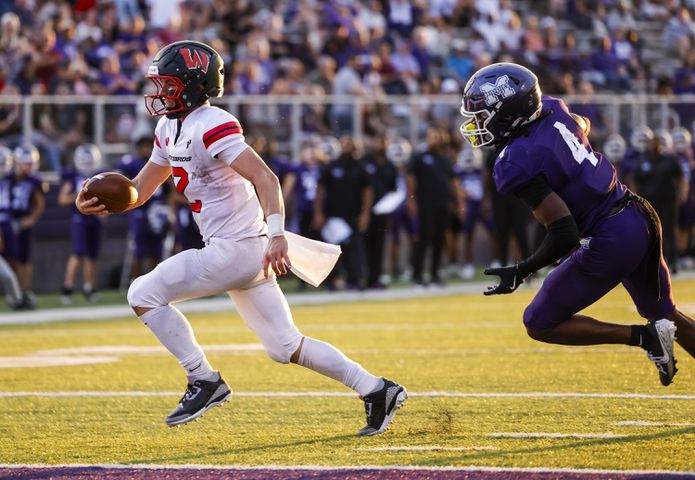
<box><xmin>483</xmin><ymin>264</ymin><xmax>524</xmax><ymax>296</ymax></box>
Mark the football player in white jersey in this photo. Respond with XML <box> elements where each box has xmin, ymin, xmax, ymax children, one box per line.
<box><xmin>75</xmin><ymin>41</ymin><xmax>406</xmax><ymax>435</ymax></box>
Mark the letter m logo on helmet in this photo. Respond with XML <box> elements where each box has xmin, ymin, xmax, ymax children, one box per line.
<box><xmin>480</xmin><ymin>75</ymin><xmax>516</xmax><ymax>106</ymax></box>
<box><xmin>180</xmin><ymin>47</ymin><xmax>210</xmax><ymax>73</ymax></box>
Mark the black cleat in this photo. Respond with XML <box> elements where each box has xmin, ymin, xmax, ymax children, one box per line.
<box><xmin>358</xmin><ymin>378</ymin><xmax>407</xmax><ymax>436</ymax></box>
<box><xmin>165</xmin><ymin>373</ymin><xmax>232</xmax><ymax>426</ymax></box>
<box><xmin>644</xmin><ymin>319</ymin><xmax>677</xmax><ymax>386</ymax></box>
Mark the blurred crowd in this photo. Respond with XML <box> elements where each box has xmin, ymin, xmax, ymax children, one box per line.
<box><xmin>1</xmin><ymin>0</ymin><xmax>695</xmax><ymax>99</ymax></box>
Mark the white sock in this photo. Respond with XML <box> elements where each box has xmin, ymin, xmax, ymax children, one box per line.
<box><xmin>0</xmin><ymin>256</ymin><xmax>21</xmax><ymax>305</ymax></box>
<box><xmin>297</xmin><ymin>337</ymin><xmax>383</xmax><ymax>396</ymax></box>
<box><xmin>140</xmin><ymin>305</ymin><xmax>216</xmax><ymax>382</ymax></box>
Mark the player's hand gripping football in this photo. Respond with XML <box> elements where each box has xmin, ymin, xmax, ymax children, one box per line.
<box><xmin>75</xmin><ymin>181</ymin><xmax>108</xmax><ymax>217</ymax></box>
<box><xmin>263</xmin><ymin>235</ymin><xmax>293</xmax><ymax>279</ymax></box>
<box><xmin>483</xmin><ymin>264</ymin><xmax>524</xmax><ymax>295</ymax></box>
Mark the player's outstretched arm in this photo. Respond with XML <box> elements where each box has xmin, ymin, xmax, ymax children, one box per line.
<box><xmin>484</xmin><ymin>177</ymin><xmax>579</xmax><ymax>295</ymax></box>
<box><xmin>230</xmin><ymin>147</ymin><xmax>292</xmax><ymax>278</ymax></box>
<box><xmin>128</xmin><ymin>161</ymin><xmax>172</xmax><ymax>211</ymax></box>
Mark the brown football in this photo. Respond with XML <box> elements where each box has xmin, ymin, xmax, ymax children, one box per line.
<box><xmin>84</xmin><ymin>172</ymin><xmax>138</xmax><ymax>213</ymax></box>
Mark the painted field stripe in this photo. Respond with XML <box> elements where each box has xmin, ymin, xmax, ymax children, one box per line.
<box><xmin>356</xmin><ymin>446</ymin><xmax>500</xmax><ymax>452</ymax></box>
<box><xmin>1</xmin><ymin>391</ymin><xmax>695</xmax><ymax>400</ymax></box>
<box><xmin>487</xmin><ymin>432</ymin><xmax>627</xmax><ymax>439</ymax></box>
<box><xmin>0</xmin><ymin>464</ymin><xmax>694</xmax><ymax>477</ymax></box>
<box><xmin>612</xmin><ymin>421</ymin><xmax>695</xmax><ymax>427</ymax></box>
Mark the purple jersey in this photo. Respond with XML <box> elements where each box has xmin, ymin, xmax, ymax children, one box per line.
<box><xmin>455</xmin><ymin>165</ymin><xmax>485</xmax><ymax>202</ymax></box>
<box><xmin>11</xmin><ymin>175</ymin><xmax>45</xmax><ymax>219</ymax></box>
<box><xmin>293</xmin><ymin>163</ymin><xmax>320</xmax><ymax>215</ymax></box>
<box><xmin>492</xmin><ymin>96</ymin><xmax>626</xmax><ymax>236</ymax></box>
<box><xmin>0</xmin><ymin>174</ymin><xmax>13</xmax><ymax>220</ymax></box>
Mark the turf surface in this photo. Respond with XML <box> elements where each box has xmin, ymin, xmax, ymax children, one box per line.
<box><xmin>0</xmin><ymin>280</ymin><xmax>693</xmax><ymax>471</ymax></box>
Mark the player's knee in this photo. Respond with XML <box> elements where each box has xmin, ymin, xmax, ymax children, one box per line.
<box><xmin>127</xmin><ymin>274</ymin><xmax>164</xmax><ymax>311</ymax></box>
<box><xmin>264</xmin><ymin>335</ymin><xmax>302</xmax><ymax>364</ymax></box>
<box><xmin>265</xmin><ymin>344</ymin><xmax>293</xmax><ymax>364</ymax></box>
<box><xmin>523</xmin><ymin>303</ymin><xmax>548</xmax><ymax>333</ymax></box>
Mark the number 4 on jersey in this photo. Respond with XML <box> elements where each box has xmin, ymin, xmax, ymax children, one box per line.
<box><xmin>172</xmin><ymin>166</ymin><xmax>202</xmax><ymax>213</ymax></box>
<box><xmin>553</xmin><ymin>121</ymin><xmax>598</xmax><ymax>166</ymax></box>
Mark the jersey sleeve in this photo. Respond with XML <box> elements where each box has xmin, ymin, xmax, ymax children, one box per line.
<box><xmin>492</xmin><ymin>145</ymin><xmax>537</xmax><ymax>195</ymax></box>
<box><xmin>150</xmin><ymin>118</ymin><xmax>169</xmax><ymax>167</ymax></box>
<box><xmin>202</xmin><ymin>109</ymin><xmax>248</xmax><ymax>164</ymax></box>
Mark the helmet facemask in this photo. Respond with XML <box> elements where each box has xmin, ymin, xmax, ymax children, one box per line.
<box><xmin>144</xmin><ymin>74</ymin><xmax>187</xmax><ymax>118</ymax></box>
<box><xmin>460</xmin><ymin>103</ymin><xmax>496</xmax><ymax>148</ymax></box>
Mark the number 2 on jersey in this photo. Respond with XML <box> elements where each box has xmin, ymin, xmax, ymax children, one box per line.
<box><xmin>172</xmin><ymin>166</ymin><xmax>202</xmax><ymax>213</ymax></box>
<box><xmin>553</xmin><ymin>121</ymin><xmax>598</xmax><ymax>166</ymax></box>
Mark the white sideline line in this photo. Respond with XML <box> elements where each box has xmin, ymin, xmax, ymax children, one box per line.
<box><xmin>0</xmin><ymin>282</ymin><xmax>494</xmax><ymax>325</ymax></box>
<box><xmin>356</xmin><ymin>446</ymin><xmax>499</xmax><ymax>452</ymax></box>
<box><xmin>1</xmin><ymin>391</ymin><xmax>695</xmax><ymax>400</ymax></box>
<box><xmin>488</xmin><ymin>432</ymin><xmax>626</xmax><ymax>439</ymax></box>
<box><xmin>612</xmin><ymin>421</ymin><xmax>695</xmax><ymax>427</ymax></box>
<box><xmin>1</xmin><ymin>464</ymin><xmax>694</xmax><ymax>476</ymax></box>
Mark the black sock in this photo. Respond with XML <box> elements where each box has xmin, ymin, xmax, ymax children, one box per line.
<box><xmin>628</xmin><ymin>325</ymin><xmax>652</xmax><ymax>349</ymax></box>
<box><xmin>61</xmin><ymin>286</ymin><xmax>73</xmax><ymax>296</ymax></box>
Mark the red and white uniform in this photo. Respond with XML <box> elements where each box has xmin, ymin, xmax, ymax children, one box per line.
<box><xmin>150</xmin><ymin>105</ymin><xmax>267</xmax><ymax>243</ymax></box>
<box><xmin>129</xmin><ymin>104</ymin><xmax>302</xmax><ymax>363</ymax></box>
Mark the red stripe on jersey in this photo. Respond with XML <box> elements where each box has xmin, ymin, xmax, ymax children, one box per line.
<box><xmin>154</xmin><ymin>135</ymin><xmax>161</xmax><ymax>148</ymax></box>
<box><xmin>203</xmin><ymin>121</ymin><xmax>241</xmax><ymax>144</ymax></box>
<box><xmin>203</xmin><ymin>126</ymin><xmax>242</xmax><ymax>149</ymax></box>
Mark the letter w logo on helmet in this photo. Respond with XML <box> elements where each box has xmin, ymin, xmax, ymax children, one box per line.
<box><xmin>180</xmin><ymin>48</ymin><xmax>210</xmax><ymax>73</ymax></box>
<box><xmin>480</xmin><ymin>75</ymin><xmax>515</xmax><ymax>106</ymax></box>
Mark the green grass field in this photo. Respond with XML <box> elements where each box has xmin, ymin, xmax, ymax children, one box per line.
<box><xmin>1</xmin><ymin>280</ymin><xmax>694</xmax><ymax>472</ymax></box>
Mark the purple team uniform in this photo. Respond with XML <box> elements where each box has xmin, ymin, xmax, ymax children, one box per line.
<box><xmin>0</xmin><ymin>174</ymin><xmax>18</xmax><ymax>260</ymax></box>
<box><xmin>119</xmin><ymin>154</ymin><xmax>168</xmax><ymax>259</ymax></box>
<box><xmin>493</xmin><ymin>96</ymin><xmax>675</xmax><ymax>329</ymax></box>
<box><xmin>676</xmin><ymin>154</ymin><xmax>694</xmax><ymax>230</ymax></box>
<box><xmin>61</xmin><ymin>169</ymin><xmax>102</xmax><ymax>259</ymax></box>
<box><xmin>11</xmin><ymin>174</ymin><xmax>45</xmax><ymax>263</ymax></box>
<box><xmin>455</xmin><ymin>165</ymin><xmax>494</xmax><ymax>235</ymax></box>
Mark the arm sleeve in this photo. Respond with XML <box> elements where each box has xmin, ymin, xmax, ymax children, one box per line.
<box><xmin>516</xmin><ymin>215</ymin><xmax>580</xmax><ymax>278</ymax></box>
<box><xmin>515</xmin><ymin>175</ymin><xmax>553</xmax><ymax>209</ymax></box>
<box><xmin>203</xmin><ymin>118</ymin><xmax>247</xmax><ymax>163</ymax></box>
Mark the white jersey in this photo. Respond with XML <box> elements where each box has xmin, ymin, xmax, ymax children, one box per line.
<box><xmin>149</xmin><ymin>105</ymin><xmax>267</xmax><ymax>242</ymax></box>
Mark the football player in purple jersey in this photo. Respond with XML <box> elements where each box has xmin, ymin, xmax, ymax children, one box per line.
<box><xmin>0</xmin><ymin>146</ymin><xmax>24</xmax><ymax>309</ymax></box>
<box><xmin>11</xmin><ymin>145</ymin><xmax>47</xmax><ymax>308</ymax></box>
<box><xmin>119</xmin><ymin>137</ymin><xmax>171</xmax><ymax>280</ymax></box>
<box><xmin>460</xmin><ymin>62</ymin><xmax>695</xmax><ymax>386</ymax></box>
<box><xmin>58</xmin><ymin>143</ymin><xmax>104</xmax><ymax>304</ymax></box>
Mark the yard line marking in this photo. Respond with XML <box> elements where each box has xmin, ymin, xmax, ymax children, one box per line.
<box><xmin>612</xmin><ymin>421</ymin><xmax>695</xmax><ymax>427</ymax></box>
<box><xmin>487</xmin><ymin>432</ymin><xmax>627</xmax><ymax>439</ymax></box>
<box><xmin>34</xmin><ymin>344</ymin><xmax>264</xmax><ymax>355</ymax></box>
<box><xmin>1</xmin><ymin>464</ymin><xmax>694</xmax><ymax>476</ymax></box>
<box><xmin>356</xmin><ymin>446</ymin><xmax>499</xmax><ymax>452</ymax></box>
<box><xmin>1</xmin><ymin>391</ymin><xmax>695</xmax><ymax>400</ymax></box>
<box><xmin>0</xmin><ymin>356</ymin><xmax>119</xmax><ymax>368</ymax></box>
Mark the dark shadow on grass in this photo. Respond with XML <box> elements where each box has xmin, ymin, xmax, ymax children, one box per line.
<box><xmin>412</xmin><ymin>426</ymin><xmax>695</xmax><ymax>467</ymax></box>
<box><xmin>136</xmin><ymin>432</ymin><xmax>357</xmax><ymax>464</ymax></box>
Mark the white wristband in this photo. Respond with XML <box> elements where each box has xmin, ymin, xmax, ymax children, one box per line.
<box><xmin>266</xmin><ymin>213</ymin><xmax>285</xmax><ymax>238</ymax></box>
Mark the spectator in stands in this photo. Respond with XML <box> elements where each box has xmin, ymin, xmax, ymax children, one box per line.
<box><xmin>332</xmin><ymin>55</ymin><xmax>366</xmax><ymax>134</ymax></box>
<box><xmin>314</xmin><ymin>136</ymin><xmax>372</xmax><ymax>290</ymax></box>
<box><xmin>406</xmin><ymin>127</ymin><xmax>460</xmax><ymax>287</ymax></box>
<box><xmin>445</xmin><ymin>38</ymin><xmax>474</xmax><ymax>83</ymax></box>
<box><xmin>58</xmin><ymin>144</ymin><xmax>104</xmax><ymax>304</ymax></box>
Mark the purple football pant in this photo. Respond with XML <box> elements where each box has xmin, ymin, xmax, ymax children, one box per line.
<box><xmin>524</xmin><ymin>202</ymin><xmax>676</xmax><ymax>330</ymax></box>
<box><xmin>16</xmin><ymin>228</ymin><xmax>32</xmax><ymax>263</ymax></box>
<box><xmin>71</xmin><ymin>216</ymin><xmax>102</xmax><ymax>260</ymax></box>
<box><xmin>462</xmin><ymin>200</ymin><xmax>495</xmax><ymax>235</ymax></box>
<box><xmin>0</xmin><ymin>220</ymin><xmax>17</xmax><ymax>261</ymax></box>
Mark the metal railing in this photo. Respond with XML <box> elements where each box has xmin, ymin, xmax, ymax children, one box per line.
<box><xmin>2</xmin><ymin>93</ymin><xmax>695</xmax><ymax>174</ymax></box>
